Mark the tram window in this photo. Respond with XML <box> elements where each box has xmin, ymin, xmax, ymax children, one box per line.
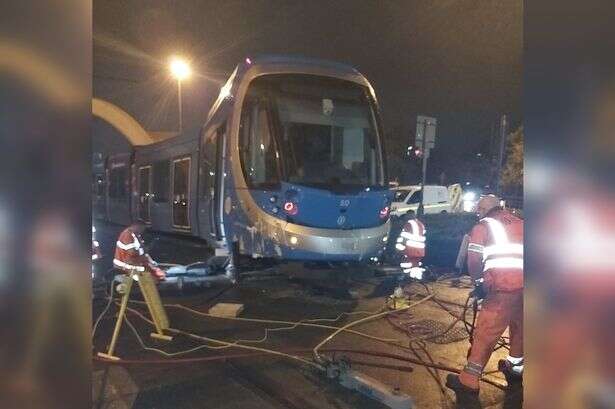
<box><xmin>239</xmin><ymin>74</ymin><xmax>384</xmax><ymax>191</ymax></box>
<box><xmin>239</xmin><ymin>99</ymin><xmax>280</xmax><ymax>188</ymax></box>
<box><xmin>172</xmin><ymin>158</ymin><xmax>190</xmax><ymax>228</ymax></box>
<box><xmin>153</xmin><ymin>161</ymin><xmax>170</xmax><ymax>203</ymax></box>
<box><xmin>202</xmin><ymin>127</ymin><xmax>219</xmax><ymax>193</ymax></box>
<box><xmin>109</xmin><ymin>167</ymin><xmax>127</xmax><ymax>199</ymax></box>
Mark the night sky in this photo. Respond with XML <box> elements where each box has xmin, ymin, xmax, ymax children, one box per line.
<box><xmin>93</xmin><ymin>0</ymin><xmax>522</xmax><ymax>184</ymax></box>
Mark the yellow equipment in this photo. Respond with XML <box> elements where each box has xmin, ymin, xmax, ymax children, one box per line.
<box><xmin>386</xmin><ymin>286</ymin><xmax>411</xmax><ymax>310</ymax></box>
<box><xmin>97</xmin><ymin>272</ymin><xmax>172</xmax><ymax>361</ymax></box>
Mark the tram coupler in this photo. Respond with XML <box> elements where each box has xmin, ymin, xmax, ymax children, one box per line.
<box><xmin>326</xmin><ymin>357</ymin><xmax>413</xmax><ymax>409</ymax></box>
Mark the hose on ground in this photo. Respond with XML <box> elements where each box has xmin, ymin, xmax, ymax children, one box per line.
<box><xmin>312</xmin><ymin>293</ymin><xmax>434</xmax><ymax>364</ymax></box>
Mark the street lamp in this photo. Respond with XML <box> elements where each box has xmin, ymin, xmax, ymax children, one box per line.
<box><xmin>169</xmin><ymin>56</ymin><xmax>191</xmax><ymax>133</ymax></box>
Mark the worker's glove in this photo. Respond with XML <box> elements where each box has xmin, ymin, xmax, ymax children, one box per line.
<box><xmin>470</xmin><ymin>279</ymin><xmax>486</xmax><ymax>301</ymax></box>
<box><xmin>146</xmin><ymin>254</ymin><xmax>158</xmax><ymax>267</ymax></box>
<box><xmin>408</xmin><ymin>267</ymin><xmax>425</xmax><ymax>281</ymax></box>
<box><xmin>152</xmin><ymin>267</ymin><xmax>166</xmax><ymax>281</ymax></box>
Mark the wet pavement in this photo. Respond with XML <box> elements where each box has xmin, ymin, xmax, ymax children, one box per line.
<box><xmin>92</xmin><ymin>221</ymin><xmax>521</xmax><ymax>409</ymax></box>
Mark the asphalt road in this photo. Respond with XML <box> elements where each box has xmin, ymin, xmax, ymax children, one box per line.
<box><xmin>92</xmin><ymin>221</ymin><xmax>521</xmax><ymax>409</ymax></box>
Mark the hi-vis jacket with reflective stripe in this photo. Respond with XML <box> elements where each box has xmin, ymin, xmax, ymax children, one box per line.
<box><xmin>113</xmin><ymin>227</ymin><xmax>151</xmax><ymax>273</ymax></box>
<box><xmin>396</xmin><ymin>218</ymin><xmax>426</xmax><ymax>259</ymax></box>
<box><xmin>467</xmin><ymin>208</ymin><xmax>523</xmax><ymax>291</ymax></box>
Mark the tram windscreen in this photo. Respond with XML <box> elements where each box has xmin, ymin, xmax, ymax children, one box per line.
<box><xmin>240</xmin><ymin>74</ymin><xmax>385</xmax><ymax>191</ymax></box>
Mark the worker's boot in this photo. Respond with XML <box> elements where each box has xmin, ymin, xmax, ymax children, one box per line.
<box><xmin>497</xmin><ymin>357</ymin><xmax>523</xmax><ymax>387</ymax></box>
<box><xmin>446</xmin><ymin>374</ymin><xmax>479</xmax><ymax>396</ymax></box>
<box><xmin>446</xmin><ymin>374</ymin><xmax>480</xmax><ymax>408</ymax></box>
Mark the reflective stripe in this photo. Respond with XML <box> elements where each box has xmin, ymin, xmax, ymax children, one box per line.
<box><xmin>92</xmin><ymin>254</ymin><xmax>99</xmax><ymax>260</ymax></box>
<box><xmin>468</xmin><ymin>243</ymin><xmax>484</xmax><ymax>253</ymax></box>
<box><xmin>395</xmin><ymin>243</ymin><xmax>406</xmax><ymax>251</ymax></box>
<box><xmin>116</xmin><ymin>240</ymin><xmax>138</xmax><ymax>250</ymax></box>
<box><xmin>482</xmin><ymin>217</ymin><xmax>508</xmax><ymax>243</ymax></box>
<box><xmin>396</xmin><ymin>237</ymin><xmax>404</xmax><ymax>243</ymax></box>
<box><xmin>506</xmin><ymin>356</ymin><xmax>523</xmax><ymax>365</ymax></box>
<box><xmin>408</xmin><ymin>220</ymin><xmax>419</xmax><ymax>234</ymax></box>
<box><xmin>130</xmin><ymin>233</ymin><xmax>142</xmax><ymax>249</ymax></box>
<box><xmin>512</xmin><ymin>365</ymin><xmax>523</xmax><ymax>374</ymax></box>
<box><xmin>400</xmin><ymin>262</ymin><xmax>413</xmax><ymax>268</ymax></box>
<box><xmin>484</xmin><ymin>257</ymin><xmax>523</xmax><ymax>270</ymax></box>
<box><xmin>400</xmin><ymin>231</ymin><xmax>425</xmax><ymax>242</ymax></box>
<box><xmin>406</xmin><ymin>240</ymin><xmax>425</xmax><ymax>249</ymax></box>
<box><xmin>463</xmin><ymin>361</ymin><xmax>483</xmax><ymax>377</ymax></box>
<box><xmin>480</xmin><ymin>217</ymin><xmax>523</xmax><ymax>272</ymax></box>
<box><xmin>138</xmin><ymin>248</ymin><xmax>144</xmax><ymax>255</ymax></box>
<box><xmin>117</xmin><ymin>233</ymin><xmax>143</xmax><ymax>251</ymax></box>
<box><xmin>113</xmin><ymin>258</ymin><xmax>145</xmax><ymax>272</ymax></box>
<box><xmin>93</xmin><ymin>240</ymin><xmax>99</xmax><ymax>247</ymax></box>
<box><xmin>483</xmin><ymin>243</ymin><xmax>523</xmax><ymax>260</ymax></box>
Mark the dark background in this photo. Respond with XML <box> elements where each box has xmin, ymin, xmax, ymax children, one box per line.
<box><xmin>93</xmin><ymin>0</ymin><xmax>522</xmax><ymax>185</ymax></box>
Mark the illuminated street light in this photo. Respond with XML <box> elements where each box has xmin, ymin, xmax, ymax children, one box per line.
<box><xmin>169</xmin><ymin>57</ymin><xmax>191</xmax><ymax>81</ymax></box>
<box><xmin>169</xmin><ymin>56</ymin><xmax>192</xmax><ymax>133</ymax></box>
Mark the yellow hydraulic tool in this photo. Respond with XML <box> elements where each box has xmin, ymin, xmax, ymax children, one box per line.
<box><xmin>97</xmin><ymin>272</ymin><xmax>172</xmax><ymax>361</ymax></box>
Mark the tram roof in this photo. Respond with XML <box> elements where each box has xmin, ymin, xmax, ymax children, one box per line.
<box><xmin>204</xmin><ymin>54</ymin><xmax>371</xmax><ymax>125</ymax></box>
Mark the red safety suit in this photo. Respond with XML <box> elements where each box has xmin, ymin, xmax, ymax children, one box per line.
<box><xmin>396</xmin><ymin>218</ymin><xmax>426</xmax><ymax>273</ymax></box>
<box><xmin>459</xmin><ymin>208</ymin><xmax>524</xmax><ymax>390</ymax></box>
<box><xmin>113</xmin><ymin>227</ymin><xmax>164</xmax><ymax>280</ymax></box>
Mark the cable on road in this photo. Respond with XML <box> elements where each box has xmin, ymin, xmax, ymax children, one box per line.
<box><xmin>312</xmin><ymin>293</ymin><xmax>435</xmax><ymax>363</ymax></box>
<box><xmin>93</xmin><ymin>273</ymin><xmax>507</xmax><ymax>392</ymax></box>
<box><xmin>123</xmin><ymin>304</ymin><xmax>324</xmax><ymax>371</ymax></box>
<box><xmin>127</xmin><ymin>298</ymin><xmax>406</xmax><ymax>345</ymax></box>
<box><xmin>92</xmin><ymin>276</ymin><xmax>117</xmax><ymax>338</ymax></box>
<box><xmin>92</xmin><ymin>344</ymin><xmax>505</xmax><ymax>390</ymax></box>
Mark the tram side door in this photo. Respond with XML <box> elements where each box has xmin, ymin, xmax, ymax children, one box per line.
<box><xmin>172</xmin><ymin>157</ymin><xmax>191</xmax><ymax>230</ymax></box>
<box><xmin>199</xmin><ymin>124</ymin><xmax>224</xmax><ymax>240</ymax></box>
<box><xmin>138</xmin><ymin>165</ymin><xmax>152</xmax><ymax>223</ymax></box>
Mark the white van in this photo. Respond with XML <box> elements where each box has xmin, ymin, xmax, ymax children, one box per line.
<box><xmin>390</xmin><ymin>185</ymin><xmax>452</xmax><ymax>216</ymax></box>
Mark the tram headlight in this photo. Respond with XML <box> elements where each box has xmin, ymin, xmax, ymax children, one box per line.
<box><xmin>289</xmin><ymin>236</ymin><xmax>298</xmax><ymax>246</ymax></box>
<box><xmin>283</xmin><ymin>201</ymin><xmax>298</xmax><ymax>216</ymax></box>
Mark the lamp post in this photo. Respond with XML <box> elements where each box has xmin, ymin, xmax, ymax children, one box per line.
<box><xmin>169</xmin><ymin>56</ymin><xmax>191</xmax><ymax>134</ymax></box>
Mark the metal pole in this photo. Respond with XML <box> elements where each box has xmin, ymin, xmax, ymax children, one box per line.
<box><xmin>177</xmin><ymin>79</ymin><xmax>183</xmax><ymax>134</ymax></box>
<box><xmin>417</xmin><ymin>120</ymin><xmax>428</xmax><ymax>216</ymax></box>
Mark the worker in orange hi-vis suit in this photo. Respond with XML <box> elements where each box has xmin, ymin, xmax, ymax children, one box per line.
<box><xmin>395</xmin><ymin>214</ymin><xmax>426</xmax><ymax>280</ymax></box>
<box><xmin>113</xmin><ymin>221</ymin><xmax>165</xmax><ymax>281</ymax></box>
<box><xmin>446</xmin><ymin>195</ymin><xmax>524</xmax><ymax>396</ymax></box>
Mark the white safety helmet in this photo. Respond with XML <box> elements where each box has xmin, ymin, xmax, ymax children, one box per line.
<box><xmin>475</xmin><ymin>194</ymin><xmax>501</xmax><ymax>218</ymax></box>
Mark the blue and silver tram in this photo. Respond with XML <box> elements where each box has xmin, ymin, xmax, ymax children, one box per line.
<box><xmin>94</xmin><ymin>56</ymin><xmax>392</xmax><ymax>263</ymax></box>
